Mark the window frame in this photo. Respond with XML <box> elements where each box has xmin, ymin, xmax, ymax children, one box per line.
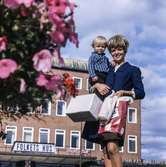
<box><xmin>128</xmin><ymin>107</ymin><xmax>137</xmax><ymax>124</ymax></box>
<box><xmin>128</xmin><ymin>135</ymin><xmax>137</xmax><ymax>153</ymax></box>
<box><xmin>22</xmin><ymin>127</ymin><xmax>34</xmax><ymax>142</ymax></box>
<box><xmin>55</xmin><ymin>129</ymin><xmax>66</xmax><ymax>148</ymax></box>
<box><xmin>55</xmin><ymin>100</ymin><xmax>66</xmax><ymax>117</ymax></box>
<box><xmin>39</xmin><ymin>128</ymin><xmax>50</xmax><ymax>143</ymax></box>
<box><xmin>4</xmin><ymin>126</ymin><xmax>17</xmax><ymax>145</ymax></box>
<box><xmin>73</xmin><ymin>77</ymin><xmax>83</xmax><ymax>89</ymax></box>
<box><xmin>41</xmin><ymin>99</ymin><xmax>51</xmax><ymax>115</ymax></box>
<box><xmin>85</xmin><ymin>140</ymin><xmax>95</xmax><ymax>151</ymax></box>
<box><xmin>70</xmin><ymin>130</ymin><xmax>80</xmax><ymax>149</ymax></box>
<box><xmin>86</xmin><ymin>78</ymin><xmax>89</xmax><ymax>91</ymax></box>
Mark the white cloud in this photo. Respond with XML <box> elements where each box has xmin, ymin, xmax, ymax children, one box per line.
<box><xmin>141</xmin><ymin>67</ymin><xmax>166</xmax><ymax>96</ymax></box>
<box><xmin>142</xmin><ymin>136</ymin><xmax>166</xmax><ymax>145</ymax></box>
<box><xmin>138</xmin><ymin>25</ymin><xmax>166</xmax><ymax>44</ymax></box>
<box><xmin>143</xmin><ymin>96</ymin><xmax>166</xmax><ymax>110</ymax></box>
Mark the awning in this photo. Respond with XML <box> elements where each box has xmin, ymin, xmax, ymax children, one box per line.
<box><xmin>0</xmin><ymin>152</ymin><xmax>96</xmax><ymax>165</ymax></box>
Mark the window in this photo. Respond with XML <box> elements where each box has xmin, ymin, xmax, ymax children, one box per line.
<box><xmin>85</xmin><ymin>140</ymin><xmax>95</xmax><ymax>150</ymax></box>
<box><xmin>128</xmin><ymin>108</ymin><xmax>137</xmax><ymax>123</ymax></box>
<box><xmin>41</xmin><ymin>99</ymin><xmax>51</xmax><ymax>115</ymax></box>
<box><xmin>55</xmin><ymin>129</ymin><xmax>65</xmax><ymax>148</ymax></box>
<box><xmin>56</xmin><ymin>100</ymin><xmax>66</xmax><ymax>116</ymax></box>
<box><xmin>39</xmin><ymin>128</ymin><xmax>49</xmax><ymax>143</ymax></box>
<box><xmin>73</xmin><ymin>77</ymin><xmax>82</xmax><ymax>89</ymax></box>
<box><xmin>22</xmin><ymin>127</ymin><xmax>33</xmax><ymax>142</ymax></box>
<box><xmin>70</xmin><ymin>131</ymin><xmax>80</xmax><ymax>149</ymax></box>
<box><xmin>7</xmin><ymin>105</ymin><xmax>19</xmax><ymax>113</ymax></box>
<box><xmin>5</xmin><ymin>126</ymin><xmax>17</xmax><ymax>145</ymax></box>
<box><xmin>128</xmin><ymin>135</ymin><xmax>137</xmax><ymax>153</ymax></box>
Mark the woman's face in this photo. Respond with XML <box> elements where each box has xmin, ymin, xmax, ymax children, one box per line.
<box><xmin>110</xmin><ymin>47</ymin><xmax>125</xmax><ymax>64</ymax></box>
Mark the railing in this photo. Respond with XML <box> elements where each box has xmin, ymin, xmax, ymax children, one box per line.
<box><xmin>83</xmin><ymin>160</ymin><xmax>166</xmax><ymax>167</ymax></box>
<box><xmin>123</xmin><ymin>160</ymin><xmax>166</xmax><ymax>167</ymax></box>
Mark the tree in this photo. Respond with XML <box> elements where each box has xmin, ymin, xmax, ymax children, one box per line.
<box><xmin>0</xmin><ymin>0</ymin><xmax>78</xmax><ymax>113</ymax></box>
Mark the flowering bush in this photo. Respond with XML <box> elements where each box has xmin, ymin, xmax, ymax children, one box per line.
<box><xmin>0</xmin><ymin>0</ymin><xmax>78</xmax><ymax>113</ymax></box>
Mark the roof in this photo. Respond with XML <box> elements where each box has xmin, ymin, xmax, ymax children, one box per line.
<box><xmin>52</xmin><ymin>58</ymin><xmax>88</xmax><ymax>72</ymax></box>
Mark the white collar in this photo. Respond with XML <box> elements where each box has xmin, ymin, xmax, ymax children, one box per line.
<box><xmin>114</xmin><ymin>62</ymin><xmax>125</xmax><ymax>72</ymax></box>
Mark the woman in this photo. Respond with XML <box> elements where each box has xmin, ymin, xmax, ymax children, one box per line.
<box><xmin>94</xmin><ymin>34</ymin><xmax>145</xmax><ymax>167</ymax></box>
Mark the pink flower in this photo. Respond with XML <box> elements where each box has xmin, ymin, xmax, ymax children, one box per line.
<box><xmin>32</xmin><ymin>49</ymin><xmax>52</xmax><ymax>73</ymax></box>
<box><xmin>45</xmin><ymin>74</ymin><xmax>63</xmax><ymax>91</ymax></box>
<box><xmin>54</xmin><ymin>4</ymin><xmax>67</xmax><ymax>15</ymax></box>
<box><xmin>4</xmin><ymin>0</ymin><xmax>34</xmax><ymax>9</ymax></box>
<box><xmin>19</xmin><ymin>78</ymin><xmax>26</xmax><ymax>93</ymax></box>
<box><xmin>45</xmin><ymin>0</ymin><xmax>55</xmax><ymax>6</ymax></box>
<box><xmin>18</xmin><ymin>0</ymin><xmax>34</xmax><ymax>8</ymax></box>
<box><xmin>0</xmin><ymin>59</ymin><xmax>18</xmax><ymax>79</ymax></box>
<box><xmin>50</xmin><ymin>31</ymin><xmax>65</xmax><ymax>44</ymax></box>
<box><xmin>0</xmin><ymin>36</ymin><xmax>7</xmax><ymax>52</ymax></box>
<box><xmin>36</xmin><ymin>73</ymin><xmax>48</xmax><ymax>86</ymax></box>
<box><xmin>4</xmin><ymin>0</ymin><xmax>19</xmax><ymax>9</ymax></box>
<box><xmin>49</xmin><ymin>11</ymin><xmax>63</xmax><ymax>25</ymax></box>
<box><xmin>36</xmin><ymin>73</ymin><xmax>63</xmax><ymax>92</ymax></box>
<box><xmin>69</xmin><ymin>32</ymin><xmax>79</xmax><ymax>48</ymax></box>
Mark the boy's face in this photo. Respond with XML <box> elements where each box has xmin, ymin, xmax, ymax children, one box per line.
<box><xmin>111</xmin><ymin>47</ymin><xmax>125</xmax><ymax>64</ymax></box>
<box><xmin>93</xmin><ymin>43</ymin><xmax>106</xmax><ymax>55</ymax></box>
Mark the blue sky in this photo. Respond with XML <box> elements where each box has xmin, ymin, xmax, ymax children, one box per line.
<box><xmin>62</xmin><ymin>0</ymin><xmax>166</xmax><ymax>160</ymax></box>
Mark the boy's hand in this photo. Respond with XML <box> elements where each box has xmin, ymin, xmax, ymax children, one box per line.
<box><xmin>92</xmin><ymin>76</ymin><xmax>98</xmax><ymax>82</ymax></box>
<box><xmin>94</xmin><ymin>83</ymin><xmax>110</xmax><ymax>95</ymax></box>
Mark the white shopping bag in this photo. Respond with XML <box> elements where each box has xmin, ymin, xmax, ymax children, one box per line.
<box><xmin>98</xmin><ymin>95</ymin><xmax>133</xmax><ymax>122</ymax></box>
<box><xmin>66</xmin><ymin>94</ymin><xmax>103</xmax><ymax>122</ymax></box>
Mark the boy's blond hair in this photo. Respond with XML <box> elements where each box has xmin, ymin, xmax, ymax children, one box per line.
<box><xmin>92</xmin><ymin>36</ymin><xmax>107</xmax><ymax>48</ymax></box>
<box><xmin>107</xmin><ymin>34</ymin><xmax>129</xmax><ymax>54</ymax></box>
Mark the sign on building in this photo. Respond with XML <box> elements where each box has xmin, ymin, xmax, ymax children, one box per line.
<box><xmin>12</xmin><ymin>141</ymin><xmax>57</xmax><ymax>154</ymax></box>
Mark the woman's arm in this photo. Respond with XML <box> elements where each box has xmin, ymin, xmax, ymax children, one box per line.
<box><xmin>131</xmin><ymin>67</ymin><xmax>145</xmax><ymax>99</ymax></box>
<box><xmin>114</xmin><ymin>67</ymin><xmax>145</xmax><ymax>99</ymax></box>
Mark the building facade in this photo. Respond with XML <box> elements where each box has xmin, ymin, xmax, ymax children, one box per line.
<box><xmin>0</xmin><ymin>59</ymin><xmax>142</xmax><ymax>166</ymax></box>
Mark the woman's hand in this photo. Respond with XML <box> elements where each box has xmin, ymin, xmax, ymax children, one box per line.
<box><xmin>114</xmin><ymin>90</ymin><xmax>134</xmax><ymax>97</ymax></box>
<box><xmin>93</xmin><ymin>83</ymin><xmax>110</xmax><ymax>95</ymax></box>
<box><xmin>114</xmin><ymin>90</ymin><xmax>124</xmax><ymax>97</ymax></box>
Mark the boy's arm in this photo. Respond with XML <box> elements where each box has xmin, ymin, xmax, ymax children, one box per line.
<box><xmin>88</xmin><ymin>56</ymin><xmax>96</xmax><ymax>78</ymax></box>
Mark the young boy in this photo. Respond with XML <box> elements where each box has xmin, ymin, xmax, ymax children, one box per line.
<box><xmin>88</xmin><ymin>36</ymin><xmax>114</xmax><ymax>100</ymax></box>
